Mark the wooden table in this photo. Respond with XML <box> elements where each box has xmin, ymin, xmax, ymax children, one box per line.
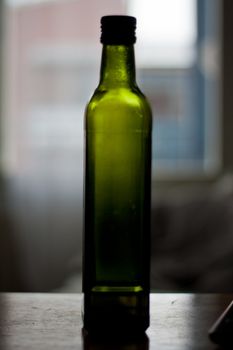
<box><xmin>0</xmin><ymin>293</ymin><xmax>232</xmax><ymax>349</ymax></box>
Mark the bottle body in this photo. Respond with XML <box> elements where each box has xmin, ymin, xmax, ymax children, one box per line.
<box><xmin>83</xmin><ymin>43</ymin><xmax>152</xmax><ymax>333</ymax></box>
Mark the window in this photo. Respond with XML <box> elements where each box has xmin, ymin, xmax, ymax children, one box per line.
<box><xmin>129</xmin><ymin>0</ymin><xmax>221</xmax><ymax>176</ymax></box>
<box><xmin>2</xmin><ymin>0</ymin><xmax>221</xmax><ymax>181</ymax></box>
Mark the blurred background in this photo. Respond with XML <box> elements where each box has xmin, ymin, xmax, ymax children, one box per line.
<box><xmin>0</xmin><ymin>0</ymin><xmax>232</xmax><ymax>292</ymax></box>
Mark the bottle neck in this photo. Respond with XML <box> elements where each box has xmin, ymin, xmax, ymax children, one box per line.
<box><xmin>99</xmin><ymin>45</ymin><xmax>136</xmax><ymax>88</ymax></box>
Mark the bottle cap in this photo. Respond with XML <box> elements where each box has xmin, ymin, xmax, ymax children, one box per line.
<box><xmin>101</xmin><ymin>15</ymin><xmax>136</xmax><ymax>45</ymax></box>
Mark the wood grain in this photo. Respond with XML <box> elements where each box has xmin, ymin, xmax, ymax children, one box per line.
<box><xmin>0</xmin><ymin>293</ymin><xmax>232</xmax><ymax>349</ymax></box>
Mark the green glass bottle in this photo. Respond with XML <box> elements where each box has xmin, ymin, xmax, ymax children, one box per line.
<box><xmin>83</xmin><ymin>15</ymin><xmax>152</xmax><ymax>334</ymax></box>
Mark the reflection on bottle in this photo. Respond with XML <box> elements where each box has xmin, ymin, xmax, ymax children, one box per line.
<box><xmin>82</xmin><ymin>328</ymin><xmax>149</xmax><ymax>350</ymax></box>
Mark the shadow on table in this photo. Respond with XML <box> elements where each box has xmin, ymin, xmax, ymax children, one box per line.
<box><xmin>82</xmin><ymin>329</ymin><xmax>149</xmax><ymax>350</ymax></box>
<box><xmin>0</xmin><ymin>294</ymin><xmax>6</xmax><ymax>350</ymax></box>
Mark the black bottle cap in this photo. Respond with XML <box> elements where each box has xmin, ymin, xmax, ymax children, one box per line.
<box><xmin>101</xmin><ymin>15</ymin><xmax>136</xmax><ymax>45</ymax></box>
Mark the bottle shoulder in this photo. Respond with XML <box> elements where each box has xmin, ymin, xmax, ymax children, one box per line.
<box><xmin>85</xmin><ymin>86</ymin><xmax>152</xmax><ymax>132</ymax></box>
<box><xmin>86</xmin><ymin>85</ymin><xmax>152</xmax><ymax>117</ymax></box>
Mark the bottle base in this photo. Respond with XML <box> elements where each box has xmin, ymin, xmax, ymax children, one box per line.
<box><xmin>83</xmin><ymin>291</ymin><xmax>149</xmax><ymax>335</ymax></box>
<box><xmin>82</xmin><ymin>328</ymin><xmax>149</xmax><ymax>350</ymax></box>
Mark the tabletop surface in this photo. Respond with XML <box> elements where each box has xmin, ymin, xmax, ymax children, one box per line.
<box><xmin>0</xmin><ymin>293</ymin><xmax>232</xmax><ymax>350</ymax></box>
